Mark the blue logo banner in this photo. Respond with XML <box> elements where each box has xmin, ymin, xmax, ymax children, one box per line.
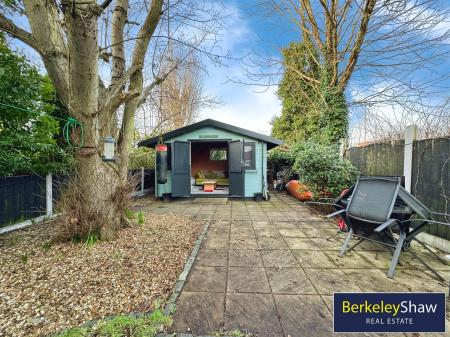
<box><xmin>334</xmin><ymin>292</ymin><xmax>446</xmax><ymax>333</ymax></box>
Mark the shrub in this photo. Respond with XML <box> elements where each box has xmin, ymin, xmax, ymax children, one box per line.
<box><xmin>292</xmin><ymin>141</ymin><xmax>358</xmax><ymax>197</ymax></box>
<box><xmin>129</xmin><ymin>147</ymin><xmax>155</xmax><ymax>170</ymax></box>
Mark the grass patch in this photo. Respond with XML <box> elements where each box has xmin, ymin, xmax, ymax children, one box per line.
<box><xmin>55</xmin><ymin>309</ymin><xmax>172</xmax><ymax>337</ymax></box>
<box><xmin>137</xmin><ymin>212</ymin><xmax>145</xmax><ymax>226</ymax></box>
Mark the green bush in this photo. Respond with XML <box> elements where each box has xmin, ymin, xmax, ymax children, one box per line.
<box><xmin>267</xmin><ymin>148</ymin><xmax>294</xmax><ymax>173</ymax></box>
<box><xmin>292</xmin><ymin>141</ymin><xmax>358</xmax><ymax>197</ymax></box>
<box><xmin>129</xmin><ymin>147</ymin><xmax>155</xmax><ymax>170</ymax></box>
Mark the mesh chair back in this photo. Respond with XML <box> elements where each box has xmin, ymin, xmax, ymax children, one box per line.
<box><xmin>347</xmin><ymin>177</ymin><xmax>400</xmax><ymax>223</ymax></box>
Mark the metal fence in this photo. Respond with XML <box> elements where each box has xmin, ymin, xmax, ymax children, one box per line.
<box><xmin>347</xmin><ymin>137</ymin><xmax>450</xmax><ymax>240</ymax></box>
<box><xmin>0</xmin><ymin>168</ymin><xmax>155</xmax><ymax>229</ymax></box>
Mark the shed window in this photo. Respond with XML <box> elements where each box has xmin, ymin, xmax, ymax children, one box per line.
<box><xmin>244</xmin><ymin>142</ymin><xmax>256</xmax><ymax>170</ymax></box>
<box><xmin>210</xmin><ymin>148</ymin><xmax>227</xmax><ymax>161</ymax></box>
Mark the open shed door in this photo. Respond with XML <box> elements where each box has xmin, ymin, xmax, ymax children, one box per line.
<box><xmin>172</xmin><ymin>141</ymin><xmax>190</xmax><ymax>197</ymax></box>
<box><xmin>228</xmin><ymin>140</ymin><xmax>245</xmax><ymax>197</ymax></box>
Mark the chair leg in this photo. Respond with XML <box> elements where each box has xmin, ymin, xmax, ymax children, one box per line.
<box><xmin>339</xmin><ymin>228</ymin><xmax>353</xmax><ymax>257</ymax></box>
<box><xmin>387</xmin><ymin>231</ymin><xmax>406</xmax><ymax>278</ymax></box>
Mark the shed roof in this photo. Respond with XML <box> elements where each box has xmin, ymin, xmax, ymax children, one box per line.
<box><xmin>138</xmin><ymin>118</ymin><xmax>283</xmax><ymax>150</ymax></box>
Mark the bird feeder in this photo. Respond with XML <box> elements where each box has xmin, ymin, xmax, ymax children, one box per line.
<box><xmin>102</xmin><ymin>136</ymin><xmax>116</xmax><ymax>162</ymax></box>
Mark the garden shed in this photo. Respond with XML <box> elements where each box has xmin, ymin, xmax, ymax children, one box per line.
<box><xmin>138</xmin><ymin>119</ymin><xmax>283</xmax><ymax>198</ymax></box>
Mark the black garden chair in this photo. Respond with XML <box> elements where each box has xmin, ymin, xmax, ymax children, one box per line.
<box><xmin>327</xmin><ymin>176</ymin><xmax>448</xmax><ymax>281</ymax></box>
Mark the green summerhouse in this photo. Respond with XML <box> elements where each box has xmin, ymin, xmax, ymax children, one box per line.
<box><xmin>138</xmin><ymin>119</ymin><xmax>283</xmax><ymax>199</ymax></box>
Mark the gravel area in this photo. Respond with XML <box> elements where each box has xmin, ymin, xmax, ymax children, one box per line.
<box><xmin>0</xmin><ymin>211</ymin><xmax>203</xmax><ymax>337</ymax></box>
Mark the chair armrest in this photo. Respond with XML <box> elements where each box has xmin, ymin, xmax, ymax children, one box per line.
<box><xmin>326</xmin><ymin>209</ymin><xmax>346</xmax><ymax>218</ymax></box>
<box><xmin>374</xmin><ymin>219</ymin><xmax>398</xmax><ymax>232</ymax></box>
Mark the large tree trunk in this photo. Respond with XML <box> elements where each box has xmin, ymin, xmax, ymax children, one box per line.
<box><xmin>65</xmin><ymin>1</ymin><xmax>122</xmax><ymax>240</ymax></box>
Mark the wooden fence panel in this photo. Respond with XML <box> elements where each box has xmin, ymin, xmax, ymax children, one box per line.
<box><xmin>0</xmin><ymin>175</ymin><xmax>46</xmax><ymax>228</ymax></box>
<box><xmin>411</xmin><ymin>138</ymin><xmax>450</xmax><ymax>239</ymax></box>
<box><xmin>347</xmin><ymin>138</ymin><xmax>450</xmax><ymax>240</ymax></box>
<box><xmin>0</xmin><ymin>170</ymin><xmax>155</xmax><ymax>228</ymax></box>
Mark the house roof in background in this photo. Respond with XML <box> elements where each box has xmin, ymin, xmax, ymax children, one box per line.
<box><xmin>138</xmin><ymin>118</ymin><xmax>283</xmax><ymax>150</ymax></box>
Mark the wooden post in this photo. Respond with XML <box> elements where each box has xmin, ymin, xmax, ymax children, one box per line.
<box><xmin>141</xmin><ymin>167</ymin><xmax>145</xmax><ymax>195</ymax></box>
<box><xmin>403</xmin><ymin>125</ymin><xmax>417</xmax><ymax>192</ymax></box>
<box><xmin>46</xmin><ymin>174</ymin><xmax>53</xmax><ymax>217</ymax></box>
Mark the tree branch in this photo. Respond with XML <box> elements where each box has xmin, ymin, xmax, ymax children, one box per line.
<box><xmin>338</xmin><ymin>0</ymin><xmax>376</xmax><ymax>89</ymax></box>
<box><xmin>101</xmin><ymin>65</ymin><xmax>140</xmax><ymax>114</ymax></box>
<box><xmin>100</xmin><ymin>0</ymin><xmax>114</xmax><ymax>10</ymax></box>
<box><xmin>0</xmin><ymin>13</ymin><xmax>40</xmax><ymax>53</ymax></box>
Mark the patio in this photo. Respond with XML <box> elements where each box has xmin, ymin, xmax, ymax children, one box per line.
<box><xmin>144</xmin><ymin>193</ymin><xmax>450</xmax><ymax>337</ymax></box>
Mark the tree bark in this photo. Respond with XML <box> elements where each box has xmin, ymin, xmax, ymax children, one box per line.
<box><xmin>64</xmin><ymin>1</ymin><xmax>121</xmax><ymax>240</ymax></box>
<box><xmin>117</xmin><ymin>0</ymin><xmax>163</xmax><ymax>180</ymax></box>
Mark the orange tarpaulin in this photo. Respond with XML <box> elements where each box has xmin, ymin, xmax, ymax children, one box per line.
<box><xmin>286</xmin><ymin>180</ymin><xmax>313</xmax><ymax>201</ymax></box>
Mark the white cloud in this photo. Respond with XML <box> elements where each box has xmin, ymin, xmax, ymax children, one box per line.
<box><xmin>198</xmin><ymin>2</ymin><xmax>281</xmax><ymax>135</ymax></box>
<box><xmin>200</xmin><ymin>86</ymin><xmax>280</xmax><ymax>135</ymax></box>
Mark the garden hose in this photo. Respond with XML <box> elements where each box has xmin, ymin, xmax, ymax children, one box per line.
<box><xmin>63</xmin><ymin>117</ymin><xmax>84</xmax><ymax>148</ymax></box>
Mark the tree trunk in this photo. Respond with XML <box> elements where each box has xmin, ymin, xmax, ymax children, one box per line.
<box><xmin>65</xmin><ymin>1</ymin><xmax>122</xmax><ymax>240</ymax></box>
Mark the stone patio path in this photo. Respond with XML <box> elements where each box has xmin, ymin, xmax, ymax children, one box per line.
<box><xmin>146</xmin><ymin>193</ymin><xmax>450</xmax><ymax>337</ymax></box>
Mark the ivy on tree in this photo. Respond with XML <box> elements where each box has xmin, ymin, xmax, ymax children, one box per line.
<box><xmin>271</xmin><ymin>42</ymin><xmax>348</xmax><ymax>145</ymax></box>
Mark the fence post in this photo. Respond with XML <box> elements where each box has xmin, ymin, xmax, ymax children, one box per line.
<box><xmin>339</xmin><ymin>138</ymin><xmax>348</xmax><ymax>160</ymax></box>
<box><xmin>141</xmin><ymin>167</ymin><xmax>145</xmax><ymax>196</ymax></box>
<box><xmin>46</xmin><ymin>174</ymin><xmax>53</xmax><ymax>217</ymax></box>
<box><xmin>403</xmin><ymin>125</ymin><xmax>417</xmax><ymax>192</ymax></box>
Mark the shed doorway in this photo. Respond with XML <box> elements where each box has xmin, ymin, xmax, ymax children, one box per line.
<box><xmin>190</xmin><ymin>141</ymin><xmax>230</xmax><ymax>196</ymax></box>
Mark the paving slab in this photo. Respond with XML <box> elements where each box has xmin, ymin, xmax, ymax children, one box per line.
<box><xmin>147</xmin><ymin>193</ymin><xmax>450</xmax><ymax>337</ymax></box>
<box><xmin>266</xmin><ymin>267</ymin><xmax>317</xmax><ymax>294</ymax></box>
<box><xmin>292</xmin><ymin>249</ymin><xmax>337</xmax><ymax>269</ymax></box>
<box><xmin>225</xmin><ymin>293</ymin><xmax>283</xmax><ymax>337</ymax></box>
<box><xmin>257</xmin><ymin>236</ymin><xmax>289</xmax><ymax>249</ymax></box>
<box><xmin>274</xmin><ymin>294</ymin><xmax>332</xmax><ymax>337</ymax></box>
<box><xmin>284</xmin><ymin>237</ymin><xmax>320</xmax><ymax>250</ymax></box>
<box><xmin>195</xmin><ymin>249</ymin><xmax>228</xmax><ymax>267</ymax></box>
<box><xmin>260</xmin><ymin>249</ymin><xmax>299</xmax><ymax>268</ymax></box>
<box><xmin>228</xmin><ymin>249</ymin><xmax>262</xmax><ymax>267</ymax></box>
<box><xmin>183</xmin><ymin>266</ymin><xmax>227</xmax><ymax>292</ymax></box>
<box><xmin>227</xmin><ymin>266</ymin><xmax>271</xmax><ymax>293</ymax></box>
<box><xmin>171</xmin><ymin>291</ymin><xmax>224</xmax><ymax>335</ymax></box>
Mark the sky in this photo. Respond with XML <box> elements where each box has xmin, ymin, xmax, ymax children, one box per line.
<box><xmin>5</xmin><ymin>0</ymin><xmax>450</xmax><ymax>141</ymax></box>
<box><xmin>197</xmin><ymin>0</ymin><xmax>450</xmax><ymax>139</ymax></box>
<box><xmin>194</xmin><ymin>1</ymin><xmax>296</xmax><ymax>135</ymax></box>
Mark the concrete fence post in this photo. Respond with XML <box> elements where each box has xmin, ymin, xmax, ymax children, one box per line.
<box><xmin>403</xmin><ymin>125</ymin><xmax>418</xmax><ymax>192</ymax></box>
<box><xmin>141</xmin><ymin>167</ymin><xmax>145</xmax><ymax>196</ymax></box>
<box><xmin>339</xmin><ymin>138</ymin><xmax>348</xmax><ymax>160</ymax></box>
<box><xmin>46</xmin><ymin>174</ymin><xmax>53</xmax><ymax>217</ymax></box>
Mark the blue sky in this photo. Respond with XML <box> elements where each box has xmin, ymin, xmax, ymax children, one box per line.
<box><xmin>6</xmin><ymin>0</ymin><xmax>450</xmax><ymax>139</ymax></box>
<box><xmin>198</xmin><ymin>0</ymin><xmax>450</xmax><ymax>140</ymax></box>
<box><xmin>197</xmin><ymin>0</ymin><xmax>297</xmax><ymax>135</ymax></box>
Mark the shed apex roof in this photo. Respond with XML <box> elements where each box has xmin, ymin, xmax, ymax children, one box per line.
<box><xmin>137</xmin><ymin>118</ymin><xmax>283</xmax><ymax>150</ymax></box>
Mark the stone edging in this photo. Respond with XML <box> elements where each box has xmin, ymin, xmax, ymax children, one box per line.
<box><xmin>163</xmin><ymin>219</ymin><xmax>211</xmax><ymax>316</ymax></box>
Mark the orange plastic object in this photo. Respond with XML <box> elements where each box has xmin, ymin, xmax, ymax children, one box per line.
<box><xmin>286</xmin><ymin>180</ymin><xmax>313</xmax><ymax>201</ymax></box>
<box><xmin>203</xmin><ymin>181</ymin><xmax>216</xmax><ymax>192</ymax></box>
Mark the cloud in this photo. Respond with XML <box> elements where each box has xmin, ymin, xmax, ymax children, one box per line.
<box><xmin>200</xmin><ymin>86</ymin><xmax>280</xmax><ymax>135</ymax></box>
<box><xmin>198</xmin><ymin>2</ymin><xmax>281</xmax><ymax>135</ymax></box>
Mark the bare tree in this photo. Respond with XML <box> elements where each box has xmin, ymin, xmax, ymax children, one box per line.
<box><xmin>0</xmin><ymin>0</ymin><xmax>224</xmax><ymax>239</ymax></box>
<box><xmin>244</xmin><ymin>0</ymin><xmax>450</xmax><ymax>141</ymax></box>
<box><xmin>350</xmin><ymin>95</ymin><xmax>450</xmax><ymax>144</ymax></box>
<box><xmin>134</xmin><ymin>45</ymin><xmax>219</xmax><ymax>138</ymax></box>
